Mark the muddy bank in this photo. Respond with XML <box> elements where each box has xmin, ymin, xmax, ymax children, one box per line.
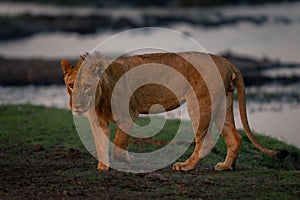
<box><xmin>0</xmin><ymin>57</ymin><xmax>65</xmax><ymax>85</ymax></box>
<box><xmin>1</xmin><ymin>53</ymin><xmax>299</xmax><ymax>86</ymax></box>
<box><xmin>222</xmin><ymin>52</ymin><xmax>300</xmax><ymax>86</ymax></box>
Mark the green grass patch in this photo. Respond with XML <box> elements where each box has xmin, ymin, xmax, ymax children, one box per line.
<box><xmin>1</xmin><ymin>104</ymin><xmax>299</xmax><ymax>170</ymax></box>
<box><xmin>1</xmin><ymin>105</ymin><xmax>300</xmax><ymax>199</ymax></box>
<box><xmin>0</xmin><ymin>105</ymin><xmax>81</xmax><ymax>149</ymax></box>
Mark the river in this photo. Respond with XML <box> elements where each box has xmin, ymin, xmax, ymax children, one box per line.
<box><xmin>0</xmin><ymin>2</ymin><xmax>299</xmax><ymax>147</ymax></box>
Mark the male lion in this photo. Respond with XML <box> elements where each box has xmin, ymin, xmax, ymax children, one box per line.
<box><xmin>61</xmin><ymin>51</ymin><xmax>288</xmax><ymax>171</ymax></box>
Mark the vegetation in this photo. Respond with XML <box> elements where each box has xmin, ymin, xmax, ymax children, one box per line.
<box><xmin>0</xmin><ymin>105</ymin><xmax>299</xmax><ymax>199</ymax></box>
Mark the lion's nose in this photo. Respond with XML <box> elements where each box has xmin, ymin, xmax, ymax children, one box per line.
<box><xmin>73</xmin><ymin>105</ymin><xmax>82</xmax><ymax>111</ymax></box>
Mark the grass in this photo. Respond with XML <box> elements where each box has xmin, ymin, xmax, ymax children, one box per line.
<box><xmin>0</xmin><ymin>105</ymin><xmax>78</xmax><ymax>149</ymax></box>
<box><xmin>0</xmin><ymin>105</ymin><xmax>300</xmax><ymax>199</ymax></box>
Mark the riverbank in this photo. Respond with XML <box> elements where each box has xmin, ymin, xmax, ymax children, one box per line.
<box><xmin>1</xmin><ymin>52</ymin><xmax>300</xmax><ymax>86</ymax></box>
<box><xmin>0</xmin><ymin>105</ymin><xmax>299</xmax><ymax>199</ymax></box>
<box><xmin>0</xmin><ymin>57</ymin><xmax>63</xmax><ymax>85</ymax></box>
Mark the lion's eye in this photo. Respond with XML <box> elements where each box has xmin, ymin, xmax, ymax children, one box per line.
<box><xmin>84</xmin><ymin>83</ymin><xmax>91</xmax><ymax>91</ymax></box>
<box><xmin>67</xmin><ymin>83</ymin><xmax>74</xmax><ymax>92</ymax></box>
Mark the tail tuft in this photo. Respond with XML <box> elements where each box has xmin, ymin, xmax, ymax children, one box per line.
<box><xmin>276</xmin><ymin>149</ymin><xmax>289</xmax><ymax>159</ymax></box>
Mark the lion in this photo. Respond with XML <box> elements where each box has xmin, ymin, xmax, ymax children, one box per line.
<box><xmin>61</xmin><ymin>51</ymin><xmax>288</xmax><ymax>171</ymax></box>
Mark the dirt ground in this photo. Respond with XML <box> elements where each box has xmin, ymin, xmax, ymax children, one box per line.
<box><xmin>1</xmin><ymin>144</ymin><xmax>300</xmax><ymax>200</ymax></box>
<box><xmin>1</xmin><ymin>105</ymin><xmax>299</xmax><ymax>199</ymax></box>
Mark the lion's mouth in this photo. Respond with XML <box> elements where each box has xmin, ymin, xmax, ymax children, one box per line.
<box><xmin>72</xmin><ymin>105</ymin><xmax>89</xmax><ymax>116</ymax></box>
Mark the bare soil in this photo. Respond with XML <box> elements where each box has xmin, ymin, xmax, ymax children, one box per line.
<box><xmin>1</xmin><ymin>105</ymin><xmax>299</xmax><ymax>199</ymax></box>
<box><xmin>1</xmin><ymin>144</ymin><xmax>300</xmax><ymax>199</ymax></box>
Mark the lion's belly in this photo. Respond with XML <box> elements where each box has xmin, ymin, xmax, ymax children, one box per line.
<box><xmin>132</xmin><ymin>83</ymin><xmax>186</xmax><ymax>114</ymax></box>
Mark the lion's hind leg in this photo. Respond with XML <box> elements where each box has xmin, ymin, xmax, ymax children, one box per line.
<box><xmin>215</xmin><ymin>92</ymin><xmax>242</xmax><ymax>171</ymax></box>
<box><xmin>173</xmin><ymin>99</ymin><xmax>211</xmax><ymax>171</ymax></box>
<box><xmin>215</xmin><ymin>124</ymin><xmax>241</xmax><ymax>171</ymax></box>
<box><xmin>172</xmin><ymin>123</ymin><xmax>209</xmax><ymax>171</ymax></box>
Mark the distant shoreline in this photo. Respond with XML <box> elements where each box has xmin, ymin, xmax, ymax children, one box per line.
<box><xmin>0</xmin><ymin>12</ymin><xmax>270</xmax><ymax>41</ymax></box>
<box><xmin>1</xmin><ymin>52</ymin><xmax>299</xmax><ymax>86</ymax></box>
<box><xmin>1</xmin><ymin>2</ymin><xmax>299</xmax><ymax>41</ymax></box>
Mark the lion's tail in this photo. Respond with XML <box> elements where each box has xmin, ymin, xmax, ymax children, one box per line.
<box><xmin>232</xmin><ymin>63</ymin><xmax>288</xmax><ymax>159</ymax></box>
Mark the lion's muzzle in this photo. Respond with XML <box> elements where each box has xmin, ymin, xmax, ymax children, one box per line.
<box><xmin>72</xmin><ymin>105</ymin><xmax>89</xmax><ymax>116</ymax></box>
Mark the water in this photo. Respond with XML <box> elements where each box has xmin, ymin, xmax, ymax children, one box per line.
<box><xmin>0</xmin><ymin>2</ymin><xmax>300</xmax><ymax>62</ymax></box>
<box><xmin>1</xmin><ymin>23</ymin><xmax>300</xmax><ymax>62</ymax></box>
<box><xmin>0</xmin><ymin>2</ymin><xmax>299</xmax><ymax>147</ymax></box>
<box><xmin>235</xmin><ymin>103</ymin><xmax>300</xmax><ymax>147</ymax></box>
<box><xmin>0</xmin><ymin>85</ymin><xmax>299</xmax><ymax>147</ymax></box>
<box><xmin>0</xmin><ymin>85</ymin><xmax>69</xmax><ymax>108</ymax></box>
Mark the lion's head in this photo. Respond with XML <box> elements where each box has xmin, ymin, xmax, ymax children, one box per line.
<box><xmin>61</xmin><ymin>54</ymin><xmax>85</xmax><ymax>110</ymax></box>
<box><xmin>61</xmin><ymin>52</ymin><xmax>110</xmax><ymax>115</ymax></box>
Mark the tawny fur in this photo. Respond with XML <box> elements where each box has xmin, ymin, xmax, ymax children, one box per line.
<box><xmin>61</xmin><ymin>51</ymin><xmax>286</xmax><ymax>171</ymax></box>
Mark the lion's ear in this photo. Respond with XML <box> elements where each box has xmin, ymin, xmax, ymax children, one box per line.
<box><xmin>80</xmin><ymin>52</ymin><xmax>89</xmax><ymax>61</ymax></box>
<box><xmin>61</xmin><ymin>60</ymin><xmax>73</xmax><ymax>75</ymax></box>
<box><xmin>81</xmin><ymin>51</ymin><xmax>110</xmax><ymax>76</ymax></box>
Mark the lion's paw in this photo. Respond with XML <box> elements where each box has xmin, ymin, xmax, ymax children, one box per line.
<box><xmin>97</xmin><ymin>162</ymin><xmax>109</xmax><ymax>170</ymax></box>
<box><xmin>214</xmin><ymin>162</ymin><xmax>233</xmax><ymax>171</ymax></box>
<box><xmin>112</xmin><ymin>150</ymin><xmax>133</xmax><ymax>164</ymax></box>
<box><xmin>172</xmin><ymin>162</ymin><xmax>195</xmax><ymax>171</ymax></box>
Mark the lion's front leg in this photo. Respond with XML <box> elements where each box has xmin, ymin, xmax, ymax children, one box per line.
<box><xmin>112</xmin><ymin>125</ymin><xmax>133</xmax><ymax>164</ymax></box>
<box><xmin>87</xmin><ymin>109</ymin><xmax>110</xmax><ymax>170</ymax></box>
<box><xmin>97</xmin><ymin>121</ymin><xmax>110</xmax><ymax>170</ymax></box>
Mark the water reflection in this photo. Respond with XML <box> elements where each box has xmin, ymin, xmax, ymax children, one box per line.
<box><xmin>0</xmin><ymin>85</ymin><xmax>69</xmax><ymax>109</ymax></box>
<box><xmin>0</xmin><ymin>85</ymin><xmax>299</xmax><ymax>147</ymax></box>
<box><xmin>1</xmin><ymin>2</ymin><xmax>300</xmax><ymax>62</ymax></box>
<box><xmin>0</xmin><ymin>2</ymin><xmax>299</xmax><ymax>147</ymax></box>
